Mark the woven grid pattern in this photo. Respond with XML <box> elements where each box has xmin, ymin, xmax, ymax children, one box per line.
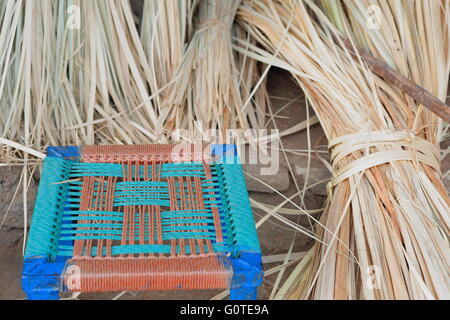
<box><xmin>25</xmin><ymin>144</ymin><xmax>261</xmax><ymax>293</ymax></box>
<box><xmin>62</xmin><ymin>161</ymin><xmax>231</xmax><ymax>258</ymax></box>
<box><xmin>62</xmin><ymin>145</ymin><xmax>234</xmax><ymax>291</ymax></box>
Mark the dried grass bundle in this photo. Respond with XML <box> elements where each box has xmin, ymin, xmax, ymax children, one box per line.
<box><xmin>0</xmin><ymin>0</ymin><xmax>268</xmax><ymax>161</ymax></box>
<box><xmin>139</xmin><ymin>0</ymin><xmax>197</xmax><ymax>137</ymax></box>
<box><xmin>237</xmin><ymin>0</ymin><xmax>450</xmax><ymax>299</ymax></box>
<box><xmin>159</xmin><ymin>0</ymin><xmax>269</xmax><ymax>141</ymax></box>
<box><xmin>0</xmin><ymin>0</ymin><xmax>159</xmax><ymax>161</ymax></box>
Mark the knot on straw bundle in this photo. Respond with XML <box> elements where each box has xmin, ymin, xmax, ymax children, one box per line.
<box><xmin>328</xmin><ymin>130</ymin><xmax>441</xmax><ymax>186</ymax></box>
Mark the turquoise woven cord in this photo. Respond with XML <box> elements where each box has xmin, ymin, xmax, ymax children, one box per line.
<box><xmin>70</xmin><ymin>162</ymin><xmax>213</xmax><ymax>178</ymax></box>
<box><xmin>217</xmin><ymin>156</ymin><xmax>261</xmax><ymax>254</ymax></box>
<box><xmin>57</xmin><ymin>243</ymin><xmax>229</xmax><ymax>256</ymax></box>
<box><xmin>26</xmin><ymin>156</ymin><xmax>258</xmax><ymax>259</ymax></box>
<box><xmin>52</xmin><ymin>160</ymin><xmax>234</xmax><ymax>257</ymax></box>
<box><xmin>24</xmin><ymin>157</ymin><xmax>72</xmax><ymax>259</ymax></box>
<box><xmin>64</xmin><ymin>180</ymin><xmax>223</xmax><ymax>208</ymax></box>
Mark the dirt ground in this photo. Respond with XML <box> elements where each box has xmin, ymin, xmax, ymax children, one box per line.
<box><xmin>0</xmin><ymin>69</ymin><xmax>449</xmax><ymax>300</ymax></box>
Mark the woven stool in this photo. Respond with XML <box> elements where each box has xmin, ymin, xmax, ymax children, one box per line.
<box><xmin>22</xmin><ymin>144</ymin><xmax>262</xmax><ymax>300</ymax></box>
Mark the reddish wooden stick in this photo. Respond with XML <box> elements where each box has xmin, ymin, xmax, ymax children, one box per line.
<box><xmin>341</xmin><ymin>38</ymin><xmax>450</xmax><ymax>123</ymax></box>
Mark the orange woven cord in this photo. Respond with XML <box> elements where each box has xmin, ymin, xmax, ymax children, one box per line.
<box><xmin>73</xmin><ymin>175</ymin><xmax>94</xmax><ymax>258</ymax></box>
<box><xmin>63</xmin><ymin>144</ymin><xmax>233</xmax><ymax>292</ymax></box>
<box><xmin>151</xmin><ymin>159</ymin><xmax>163</xmax><ymax>247</ymax></box>
<box><xmin>104</xmin><ymin>174</ymin><xmax>117</xmax><ymax>258</ymax></box>
<box><xmin>63</xmin><ymin>255</ymin><xmax>232</xmax><ymax>292</ymax></box>
<box><xmin>75</xmin><ymin>174</ymin><xmax>119</xmax><ymax>259</ymax></box>
<box><xmin>202</xmin><ymin>161</ymin><xmax>223</xmax><ymax>243</ymax></box>
<box><xmin>81</xmin><ymin>144</ymin><xmax>212</xmax><ymax>163</ymax></box>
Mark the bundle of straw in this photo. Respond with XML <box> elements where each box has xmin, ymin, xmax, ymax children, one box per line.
<box><xmin>164</xmin><ymin>0</ymin><xmax>268</xmax><ymax>140</ymax></box>
<box><xmin>139</xmin><ymin>0</ymin><xmax>196</xmax><ymax>137</ymax></box>
<box><xmin>237</xmin><ymin>0</ymin><xmax>450</xmax><ymax>299</ymax></box>
<box><xmin>0</xmin><ymin>0</ymin><xmax>268</xmax><ymax>162</ymax></box>
<box><xmin>0</xmin><ymin>0</ymin><xmax>159</xmax><ymax>160</ymax></box>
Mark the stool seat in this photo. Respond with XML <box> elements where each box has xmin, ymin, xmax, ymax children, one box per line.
<box><xmin>22</xmin><ymin>144</ymin><xmax>263</xmax><ymax>300</ymax></box>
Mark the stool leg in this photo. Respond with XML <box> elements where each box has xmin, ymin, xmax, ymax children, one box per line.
<box><xmin>230</xmin><ymin>285</ymin><xmax>258</xmax><ymax>300</ymax></box>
